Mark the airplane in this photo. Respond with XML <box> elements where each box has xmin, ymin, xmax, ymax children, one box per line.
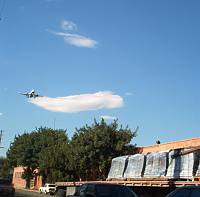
<box><xmin>19</xmin><ymin>89</ymin><xmax>41</xmax><ymax>98</ymax></box>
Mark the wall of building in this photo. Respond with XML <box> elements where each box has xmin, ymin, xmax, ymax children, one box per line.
<box><xmin>12</xmin><ymin>166</ymin><xmax>42</xmax><ymax>190</ymax></box>
<box><xmin>140</xmin><ymin>137</ymin><xmax>200</xmax><ymax>153</ymax></box>
<box><xmin>34</xmin><ymin>174</ymin><xmax>43</xmax><ymax>189</ymax></box>
<box><xmin>12</xmin><ymin>166</ymin><xmax>26</xmax><ymax>188</ymax></box>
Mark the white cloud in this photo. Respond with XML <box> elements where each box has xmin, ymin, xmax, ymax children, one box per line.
<box><xmin>50</xmin><ymin>20</ymin><xmax>98</xmax><ymax>48</ymax></box>
<box><xmin>0</xmin><ymin>113</ymin><xmax>3</xmax><ymax>116</ymax></box>
<box><xmin>29</xmin><ymin>91</ymin><xmax>124</xmax><ymax>113</ymax></box>
<box><xmin>100</xmin><ymin>115</ymin><xmax>117</xmax><ymax>120</ymax></box>
<box><xmin>61</xmin><ymin>20</ymin><xmax>77</xmax><ymax>31</ymax></box>
<box><xmin>54</xmin><ymin>32</ymin><xmax>97</xmax><ymax>48</ymax></box>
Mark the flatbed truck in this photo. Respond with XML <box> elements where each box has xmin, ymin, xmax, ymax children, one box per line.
<box><xmin>55</xmin><ymin>178</ymin><xmax>200</xmax><ymax>197</ymax></box>
<box><xmin>55</xmin><ymin>142</ymin><xmax>200</xmax><ymax>197</ymax></box>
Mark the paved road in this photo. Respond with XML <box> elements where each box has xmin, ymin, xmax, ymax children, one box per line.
<box><xmin>15</xmin><ymin>189</ymin><xmax>54</xmax><ymax>197</ymax></box>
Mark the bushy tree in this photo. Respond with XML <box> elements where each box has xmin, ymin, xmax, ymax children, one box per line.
<box><xmin>7</xmin><ymin>133</ymin><xmax>36</xmax><ymax>188</ymax></box>
<box><xmin>38</xmin><ymin>141</ymin><xmax>74</xmax><ymax>182</ymax></box>
<box><xmin>0</xmin><ymin>157</ymin><xmax>11</xmax><ymax>178</ymax></box>
<box><xmin>71</xmin><ymin>119</ymin><xmax>137</xmax><ymax>180</ymax></box>
<box><xmin>7</xmin><ymin>127</ymin><xmax>69</xmax><ymax>188</ymax></box>
<box><xmin>7</xmin><ymin>120</ymin><xmax>138</xmax><ymax>185</ymax></box>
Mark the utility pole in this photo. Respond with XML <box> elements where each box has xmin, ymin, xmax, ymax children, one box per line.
<box><xmin>0</xmin><ymin>130</ymin><xmax>4</xmax><ymax>148</ymax></box>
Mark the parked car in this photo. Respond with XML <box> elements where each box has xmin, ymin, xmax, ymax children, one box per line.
<box><xmin>55</xmin><ymin>183</ymin><xmax>138</xmax><ymax>197</ymax></box>
<box><xmin>166</xmin><ymin>186</ymin><xmax>200</xmax><ymax>197</ymax></box>
<box><xmin>0</xmin><ymin>178</ymin><xmax>15</xmax><ymax>197</ymax></box>
<box><xmin>39</xmin><ymin>183</ymin><xmax>56</xmax><ymax>195</ymax></box>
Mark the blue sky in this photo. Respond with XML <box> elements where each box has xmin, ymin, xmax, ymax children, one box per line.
<box><xmin>0</xmin><ymin>0</ymin><xmax>200</xmax><ymax>156</ymax></box>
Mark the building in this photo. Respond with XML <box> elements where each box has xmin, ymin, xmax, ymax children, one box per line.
<box><xmin>139</xmin><ymin>137</ymin><xmax>200</xmax><ymax>153</ymax></box>
<box><xmin>12</xmin><ymin>166</ymin><xmax>42</xmax><ymax>190</ymax></box>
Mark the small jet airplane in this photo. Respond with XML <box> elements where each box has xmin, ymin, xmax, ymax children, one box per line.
<box><xmin>19</xmin><ymin>89</ymin><xmax>41</xmax><ymax>98</ymax></box>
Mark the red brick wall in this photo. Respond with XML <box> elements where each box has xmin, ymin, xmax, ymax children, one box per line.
<box><xmin>12</xmin><ymin>166</ymin><xmax>43</xmax><ymax>189</ymax></box>
<box><xmin>141</xmin><ymin>137</ymin><xmax>200</xmax><ymax>153</ymax></box>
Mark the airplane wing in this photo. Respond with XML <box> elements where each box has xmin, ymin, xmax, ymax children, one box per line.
<box><xmin>19</xmin><ymin>92</ymin><xmax>30</xmax><ymax>97</ymax></box>
<box><xmin>19</xmin><ymin>92</ymin><xmax>28</xmax><ymax>96</ymax></box>
<box><xmin>19</xmin><ymin>90</ymin><xmax>42</xmax><ymax>98</ymax></box>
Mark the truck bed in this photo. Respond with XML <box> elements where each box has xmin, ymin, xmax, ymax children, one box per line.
<box><xmin>55</xmin><ymin>179</ymin><xmax>200</xmax><ymax>188</ymax></box>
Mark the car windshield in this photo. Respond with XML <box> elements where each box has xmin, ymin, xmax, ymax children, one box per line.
<box><xmin>49</xmin><ymin>184</ymin><xmax>55</xmax><ymax>187</ymax></box>
<box><xmin>96</xmin><ymin>185</ymin><xmax>112</xmax><ymax>197</ymax></box>
<box><xmin>96</xmin><ymin>184</ymin><xmax>137</xmax><ymax>197</ymax></box>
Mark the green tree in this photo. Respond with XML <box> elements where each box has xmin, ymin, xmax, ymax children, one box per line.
<box><xmin>71</xmin><ymin>119</ymin><xmax>137</xmax><ymax>180</ymax></box>
<box><xmin>37</xmin><ymin>128</ymin><xmax>71</xmax><ymax>183</ymax></box>
<box><xmin>38</xmin><ymin>142</ymin><xmax>76</xmax><ymax>182</ymax></box>
<box><xmin>0</xmin><ymin>157</ymin><xmax>11</xmax><ymax>178</ymax></box>
<box><xmin>7</xmin><ymin>133</ymin><xmax>36</xmax><ymax>188</ymax></box>
<box><xmin>7</xmin><ymin>127</ymin><xmax>69</xmax><ymax>188</ymax></box>
<box><xmin>7</xmin><ymin>121</ymin><xmax>137</xmax><ymax>184</ymax></box>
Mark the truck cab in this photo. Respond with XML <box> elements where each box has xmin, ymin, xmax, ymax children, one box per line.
<box><xmin>0</xmin><ymin>178</ymin><xmax>15</xmax><ymax>197</ymax></box>
<box><xmin>55</xmin><ymin>183</ymin><xmax>138</xmax><ymax>197</ymax></box>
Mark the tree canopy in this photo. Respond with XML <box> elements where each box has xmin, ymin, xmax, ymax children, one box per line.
<box><xmin>71</xmin><ymin>119</ymin><xmax>137</xmax><ymax>180</ymax></box>
<box><xmin>7</xmin><ymin>120</ymin><xmax>137</xmax><ymax>187</ymax></box>
<box><xmin>7</xmin><ymin>127</ymin><xmax>68</xmax><ymax>187</ymax></box>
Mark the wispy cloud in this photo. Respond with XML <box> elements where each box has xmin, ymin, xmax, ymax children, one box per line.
<box><xmin>0</xmin><ymin>113</ymin><xmax>3</xmax><ymax>116</ymax></box>
<box><xmin>100</xmin><ymin>115</ymin><xmax>117</xmax><ymax>120</ymax></box>
<box><xmin>125</xmin><ymin>92</ymin><xmax>133</xmax><ymax>96</ymax></box>
<box><xmin>53</xmin><ymin>32</ymin><xmax>97</xmax><ymax>48</ymax></box>
<box><xmin>61</xmin><ymin>20</ymin><xmax>77</xmax><ymax>31</ymax></box>
<box><xmin>50</xmin><ymin>20</ymin><xmax>97</xmax><ymax>48</ymax></box>
<box><xmin>29</xmin><ymin>91</ymin><xmax>123</xmax><ymax>113</ymax></box>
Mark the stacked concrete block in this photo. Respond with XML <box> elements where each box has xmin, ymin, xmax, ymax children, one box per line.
<box><xmin>143</xmin><ymin>152</ymin><xmax>168</xmax><ymax>178</ymax></box>
<box><xmin>107</xmin><ymin>156</ymin><xmax>129</xmax><ymax>179</ymax></box>
<box><xmin>193</xmin><ymin>150</ymin><xmax>200</xmax><ymax>177</ymax></box>
<box><xmin>108</xmin><ymin>147</ymin><xmax>200</xmax><ymax>180</ymax></box>
<box><xmin>124</xmin><ymin>154</ymin><xmax>146</xmax><ymax>178</ymax></box>
<box><xmin>166</xmin><ymin>149</ymin><xmax>194</xmax><ymax>179</ymax></box>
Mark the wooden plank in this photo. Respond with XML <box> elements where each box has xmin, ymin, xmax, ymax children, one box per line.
<box><xmin>126</xmin><ymin>177</ymin><xmax>170</xmax><ymax>181</ymax></box>
<box><xmin>55</xmin><ymin>180</ymin><xmax>200</xmax><ymax>188</ymax></box>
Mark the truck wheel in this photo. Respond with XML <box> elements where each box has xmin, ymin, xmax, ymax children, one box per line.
<box><xmin>55</xmin><ymin>189</ymin><xmax>66</xmax><ymax>197</ymax></box>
